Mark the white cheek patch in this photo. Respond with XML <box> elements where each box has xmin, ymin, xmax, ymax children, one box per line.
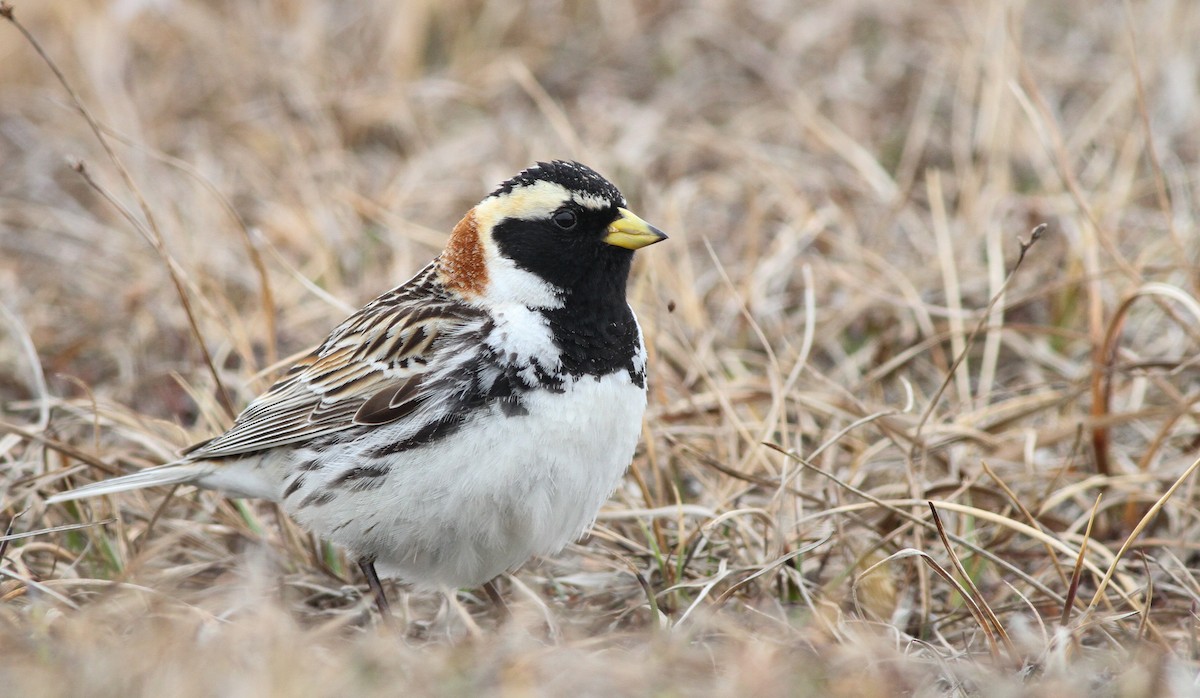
<box><xmin>481</xmin><ymin>254</ymin><xmax>565</xmax><ymax>309</ymax></box>
<box><xmin>466</xmin><ymin>179</ymin><xmax>614</xmax><ymax>309</ymax></box>
<box><xmin>466</xmin><ymin>183</ymin><xmax>569</xmax><ymax>309</ymax></box>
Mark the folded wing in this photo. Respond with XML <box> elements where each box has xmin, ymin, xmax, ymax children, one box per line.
<box><xmin>185</xmin><ymin>263</ymin><xmax>477</xmax><ymax>460</ymax></box>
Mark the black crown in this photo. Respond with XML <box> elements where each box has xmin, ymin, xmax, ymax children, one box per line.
<box><xmin>489</xmin><ymin>161</ymin><xmax>625</xmax><ymax>207</ymax></box>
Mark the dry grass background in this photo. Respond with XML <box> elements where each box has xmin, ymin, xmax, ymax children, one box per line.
<box><xmin>2</xmin><ymin>0</ymin><xmax>1200</xmax><ymax>695</ymax></box>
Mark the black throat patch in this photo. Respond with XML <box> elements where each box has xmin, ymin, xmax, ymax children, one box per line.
<box><xmin>542</xmin><ymin>292</ymin><xmax>645</xmax><ymax>387</ymax></box>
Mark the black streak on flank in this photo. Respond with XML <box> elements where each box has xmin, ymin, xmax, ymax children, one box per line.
<box><xmin>332</xmin><ymin>465</ymin><xmax>389</xmax><ymax>490</ymax></box>
<box><xmin>369</xmin><ymin>414</ymin><xmax>466</xmax><ymax>458</ymax></box>
<box><xmin>299</xmin><ymin>490</ymin><xmax>336</xmax><ymax>507</ymax></box>
<box><xmin>283</xmin><ymin>475</ymin><xmax>306</xmax><ymax>499</ymax></box>
<box><xmin>499</xmin><ymin>395</ymin><xmax>529</xmax><ymax>417</ymax></box>
<box><xmin>367</xmin><ymin>319</ymin><xmax>564</xmax><ymax>459</ymax></box>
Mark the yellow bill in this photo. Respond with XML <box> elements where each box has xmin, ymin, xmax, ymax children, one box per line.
<box><xmin>604</xmin><ymin>208</ymin><xmax>668</xmax><ymax>250</ymax></box>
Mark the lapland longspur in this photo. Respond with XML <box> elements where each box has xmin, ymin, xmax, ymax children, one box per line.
<box><xmin>48</xmin><ymin>161</ymin><xmax>667</xmax><ymax>612</ymax></box>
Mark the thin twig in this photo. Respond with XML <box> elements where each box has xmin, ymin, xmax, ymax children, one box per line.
<box><xmin>1085</xmin><ymin>453</ymin><xmax>1200</xmax><ymax>614</ymax></box>
<box><xmin>911</xmin><ymin>224</ymin><xmax>1046</xmax><ymax>451</ymax></box>
<box><xmin>1061</xmin><ymin>493</ymin><xmax>1100</xmax><ymax>627</ymax></box>
<box><xmin>928</xmin><ymin>502</ymin><xmax>1018</xmax><ymax>663</ymax></box>
<box><xmin>2</xmin><ymin>6</ymin><xmax>235</xmax><ymax>418</ymax></box>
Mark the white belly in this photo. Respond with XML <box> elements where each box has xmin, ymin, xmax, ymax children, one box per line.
<box><xmin>286</xmin><ymin>371</ymin><xmax>646</xmax><ymax>588</ymax></box>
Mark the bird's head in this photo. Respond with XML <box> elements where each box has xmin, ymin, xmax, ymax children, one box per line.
<box><xmin>438</xmin><ymin>161</ymin><xmax>667</xmax><ymax>308</ymax></box>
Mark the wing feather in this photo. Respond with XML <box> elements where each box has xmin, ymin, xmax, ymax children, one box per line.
<box><xmin>185</xmin><ymin>263</ymin><xmax>478</xmax><ymax>461</ymax></box>
<box><xmin>353</xmin><ymin>374</ymin><xmax>427</xmax><ymax>426</ymax></box>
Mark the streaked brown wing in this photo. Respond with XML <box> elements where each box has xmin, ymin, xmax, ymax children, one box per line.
<box><xmin>184</xmin><ymin>264</ymin><xmax>469</xmax><ymax>460</ymax></box>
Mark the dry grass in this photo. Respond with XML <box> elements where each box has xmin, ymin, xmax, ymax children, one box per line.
<box><xmin>3</xmin><ymin>0</ymin><xmax>1200</xmax><ymax>694</ymax></box>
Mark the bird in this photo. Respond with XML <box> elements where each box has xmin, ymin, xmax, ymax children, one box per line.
<box><xmin>47</xmin><ymin>160</ymin><xmax>667</xmax><ymax>614</ymax></box>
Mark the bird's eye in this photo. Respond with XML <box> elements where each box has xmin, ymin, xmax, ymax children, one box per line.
<box><xmin>551</xmin><ymin>209</ymin><xmax>578</xmax><ymax>230</ymax></box>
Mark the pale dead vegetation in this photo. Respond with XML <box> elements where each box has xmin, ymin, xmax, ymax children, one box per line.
<box><xmin>3</xmin><ymin>0</ymin><xmax>1200</xmax><ymax>695</ymax></box>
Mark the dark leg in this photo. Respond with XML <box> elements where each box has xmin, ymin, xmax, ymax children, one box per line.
<box><xmin>358</xmin><ymin>557</ymin><xmax>391</xmax><ymax>616</ymax></box>
<box><xmin>482</xmin><ymin>577</ymin><xmax>511</xmax><ymax>619</ymax></box>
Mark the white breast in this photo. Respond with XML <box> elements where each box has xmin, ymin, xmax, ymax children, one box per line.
<box><xmin>287</xmin><ymin>368</ymin><xmax>647</xmax><ymax>589</ymax></box>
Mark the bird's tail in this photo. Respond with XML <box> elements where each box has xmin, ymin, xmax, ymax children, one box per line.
<box><xmin>45</xmin><ymin>462</ymin><xmax>213</xmax><ymax>504</ymax></box>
